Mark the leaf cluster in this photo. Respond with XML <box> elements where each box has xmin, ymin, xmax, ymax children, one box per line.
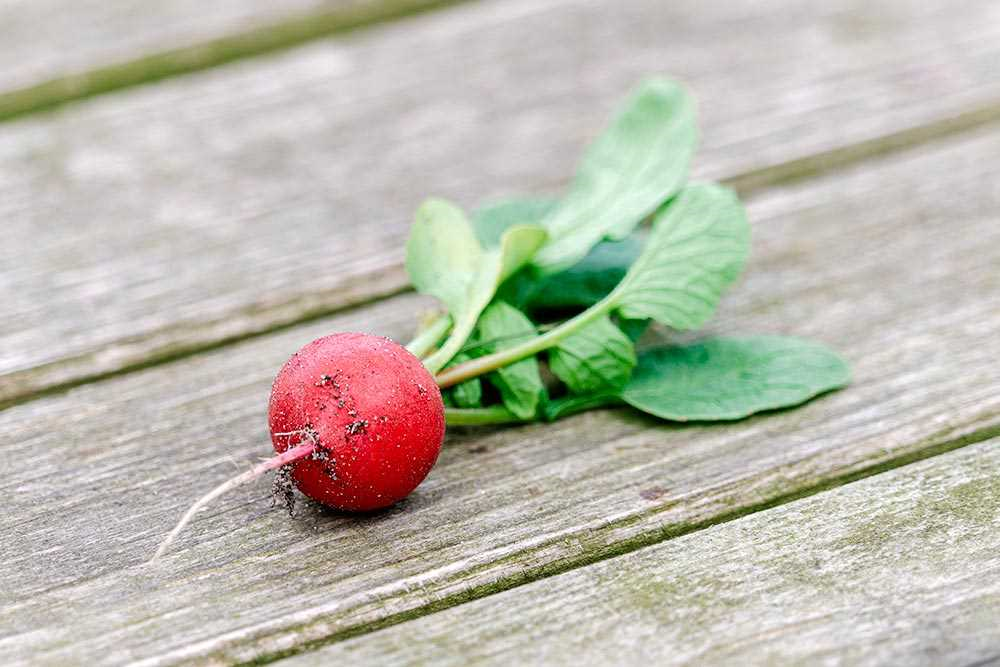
<box><xmin>404</xmin><ymin>78</ymin><xmax>849</xmax><ymax>425</ymax></box>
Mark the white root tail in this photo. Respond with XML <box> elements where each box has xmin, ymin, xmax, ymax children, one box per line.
<box><xmin>147</xmin><ymin>439</ymin><xmax>317</xmax><ymax>564</ymax></box>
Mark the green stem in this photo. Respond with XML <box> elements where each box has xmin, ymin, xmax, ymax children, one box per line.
<box><xmin>456</xmin><ymin>322</ymin><xmax>558</xmax><ymax>357</ymax></box>
<box><xmin>435</xmin><ymin>293</ymin><xmax>617</xmax><ymax>388</ymax></box>
<box><xmin>423</xmin><ymin>314</ymin><xmax>476</xmax><ymax>374</ymax></box>
<box><xmin>405</xmin><ymin>314</ymin><xmax>452</xmax><ymax>359</ymax></box>
<box><xmin>445</xmin><ymin>405</ymin><xmax>527</xmax><ymax>426</ymax></box>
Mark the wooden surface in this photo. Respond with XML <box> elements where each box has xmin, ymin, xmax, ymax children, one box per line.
<box><xmin>4</xmin><ymin>0</ymin><xmax>1000</xmax><ymax>406</ymax></box>
<box><xmin>295</xmin><ymin>439</ymin><xmax>1000</xmax><ymax>666</ymax></box>
<box><xmin>0</xmin><ymin>0</ymin><xmax>466</xmax><ymax>119</ymax></box>
<box><xmin>3</xmin><ymin>127</ymin><xmax>999</xmax><ymax>665</ymax></box>
<box><xmin>0</xmin><ymin>0</ymin><xmax>329</xmax><ymax>92</ymax></box>
<box><xmin>4</xmin><ymin>0</ymin><xmax>1000</xmax><ymax>664</ymax></box>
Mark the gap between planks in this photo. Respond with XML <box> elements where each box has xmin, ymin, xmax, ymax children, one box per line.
<box><xmin>4</xmin><ymin>101</ymin><xmax>1000</xmax><ymax>414</ymax></box>
<box><xmin>0</xmin><ymin>0</ymin><xmax>469</xmax><ymax>122</ymax></box>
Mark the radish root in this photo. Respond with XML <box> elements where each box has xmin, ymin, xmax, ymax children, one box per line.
<box><xmin>148</xmin><ymin>433</ymin><xmax>317</xmax><ymax>564</ymax></box>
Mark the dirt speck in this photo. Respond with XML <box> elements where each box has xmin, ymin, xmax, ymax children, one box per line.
<box><xmin>271</xmin><ymin>465</ymin><xmax>296</xmax><ymax>516</ymax></box>
<box><xmin>308</xmin><ymin>447</ymin><xmax>330</xmax><ymax>462</ymax></box>
<box><xmin>345</xmin><ymin>419</ymin><xmax>369</xmax><ymax>437</ymax></box>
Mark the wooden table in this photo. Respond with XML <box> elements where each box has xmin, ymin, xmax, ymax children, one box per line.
<box><xmin>2</xmin><ymin>1</ymin><xmax>998</xmax><ymax>664</ymax></box>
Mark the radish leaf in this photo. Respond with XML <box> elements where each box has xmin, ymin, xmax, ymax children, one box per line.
<box><xmin>622</xmin><ymin>336</ymin><xmax>851</xmax><ymax>421</ymax></box>
<box><xmin>448</xmin><ymin>352</ymin><xmax>483</xmax><ymax>408</ymax></box>
<box><xmin>618</xmin><ymin>317</ymin><xmax>650</xmax><ymax>342</ymax></box>
<box><xmin>543</xmin><ymin>392</ymin><xmax>624</xmax><ymax>422</ymax></box>
<box><xmin>474</xmin><ymin>198</ymin><xmax>557</xmax><ymax>248</ymax></box>
<box><xmin>549</xmin><ymin>316</ymin><xmax>636</xmax><ymax>394</ymax></box>
<box><xmin>517</xmin><ymin>234</ymin><xmax>643</xmax><ymax>313</ymax></box>
<box><xmin>612</xmin><ymin>183</ymin><xmax>749</xmax><ymax>329</ymax></box>
<box><xmin>407</xmin><ymin>198</ymin><xmax>547</xmax><ymax>372</ymax></box>
<box><xmin>406</xmin><ymin>198</ymin><xmax>484</xmax><ymax>314</ymax></box>
<box><xmin>475</xmin><ymin>302</ymin><xmax>546</xmax><ymax>419</ymax></box>
<box><xmin>533</xmin><ymin>78</ymin><xmax>697</xmax><ymax>274</ymax></box>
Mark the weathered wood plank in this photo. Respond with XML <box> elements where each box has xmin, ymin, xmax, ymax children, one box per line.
<box><xmin>294</xmin><ymin>439</ymin><xmax>1000</xmax><ymax>666</ymax></box>
<box><xmin>2</xmin><ymin>130</ymin><xmax>999</xmax><ymax>665</ymax></box>
<box><xmin>4</xmin><ymin>0</ymin><xmax>1000</xmax><ymax>405</ymax></box>
<box><xmin>0</xmin><ymin>0</ymin><xmax>464</xmax><ymax>117</ymax></box>
<box><xmin>0</xmin><ymin>0</ymin><xmax>324</xmax><ymax>93</ymax></box>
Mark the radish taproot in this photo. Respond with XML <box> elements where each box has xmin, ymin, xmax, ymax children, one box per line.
<box><xmin>150</xmin><ymin>333</ymin><xmax>444</xmax><ymax>562</ymax></box>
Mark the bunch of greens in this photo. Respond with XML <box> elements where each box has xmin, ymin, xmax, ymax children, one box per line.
<box><xmin>404</xmin><ymin>78</ymin><xmax>849</xmax><ymax>426</ymax></box>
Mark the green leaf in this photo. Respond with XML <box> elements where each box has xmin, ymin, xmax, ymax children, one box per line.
<box><xmin>533</xmin><ymin>78</ymin><xmax>697</xmax><ymax>273</ymax></box>
<box><xmin>621</xmin><ymin>336</ymin><xmax>851</xmax><ymax>421</ymax></box>
<box><xmin>477</xmin><ymin>198</ymin><xmax>562</xmax><ymax>310</ymax></box>
<box><xmin>406</xmin><ymin>198</ymin><xmax>547</xmax><ymax>372</ymax></box>
<box><xmin>405</xmin><ymin>198</ymin><xmax>484</xmax><ymax>314</ymax></box>
<box><xmin>476</xmin><ymin>202</ymin><xmax>645</xmax><ymax>314</ymax></box>
<box><xmin>549</xmin><ymin>316</ymin><xmax>637</xmax><ymax>394</ymax></box>
<box><xmin>543</xmin><ymin>392</ymin><xmax>624</xmax><ymax>422</ymax></box>
<box><xmin>521</xmin><ymin>235</ymin><xmax>643</xmax><ymax>313</ymax></box>
<box><xmin>450</xmin><ymin>381</ymin><xmax>482</xmax><ymax>408</ymax></box>
<box><xmin>495</xmin><ymin>223</ymin><xmax>549</xmax><ymax>283</ymax></box>
<box><xmin>475</xmin><ymin>302</ymin><xmax>546</xmax><ymax>420</ymax></box>
<box><xmin>612</xmin><ymin>183</ymin><xmax>749</xmax><ymax>330</ymax></box>
<box><xmin>448</xmin><ymin>353</ymin><xmax>483</xmax><ymax>408</ymax></box>
<box><xmin>618</xmin><ymin>317</ymin><xmax>650</xmax><ymax>342</ymax></box>
<box><xmin>473</xmin><ymin>198</ymin><xmax>557</xmax><ymax>248</ymax></box>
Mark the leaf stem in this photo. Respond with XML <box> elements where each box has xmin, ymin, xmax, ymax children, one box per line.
<box><xmin>405</xmin><ymin>314</ymin><xmax>452</xmax><ymax>359</ymax></box>
<box><xmin>436</xmin><ymin>294</ymin><xmax>617</xmax><ymax>388</ymax></box>
<box><xmin>423</xmin><ymin>315</ymin><xmax>476</xmax><ymax>373</ymax></box>
<box><xmin>445</xmin><ymin>405</ymin><xmax>527</xmax><ymax>426</ymax></box>
<box><xmin>456</xmin><ymin>322</ymin><xmax>558</xmax><ymax>357</ymax></box>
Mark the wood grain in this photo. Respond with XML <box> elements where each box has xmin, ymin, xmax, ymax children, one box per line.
<box><xmin>0</xmin><ymin>0</ymin><xmax>323</xmax><ymax>92</ymax></box>
<box><xmin>4</xmin><ymin>0</ymin><xmax>1000</xmax><ymax>405</ymax></box>
<box><xmin>294</xmin><ymin>439</ymin><xmax>1000</xmax><ymax>666</ymax></box>
<box><xmin>0</xmin><ymin>0</ymin><xmax>464</xmax><ymax>115</ymax></box>
<box><xmin>2</xmin><ymin>129</ymin><xmax>999</xmax><ymax>665</ymax></box>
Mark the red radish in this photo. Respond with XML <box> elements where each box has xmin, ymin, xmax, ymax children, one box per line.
<box><xmin>268</xmin><ymin>332</ymin><xmax>445</xmax><ymax>511</ymax></box>
<box><xmin>150</xmin><ymin>333</ymin><xmax>444</xmax><ymax>562</ymax></box>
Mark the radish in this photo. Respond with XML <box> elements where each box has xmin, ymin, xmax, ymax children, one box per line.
<box><xmin>268</xmin><ymin>332</ymin><xmax>445</xmax><ymax>511</ymax></box>
<box><xmin>151</xmin><ymin>333</ymin><xmax>444</xmax><ymax>562</ymax></box>
<box><xmin>150</xmin><ymin>79</ymin><xmax>850</xmax><ymax>563</ymax></box>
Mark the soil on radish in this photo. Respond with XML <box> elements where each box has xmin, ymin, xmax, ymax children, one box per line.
<box><xmin>271</xmin><ymin>464</ymin><xmax>296</xmax><ymax>515</ymax></box>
